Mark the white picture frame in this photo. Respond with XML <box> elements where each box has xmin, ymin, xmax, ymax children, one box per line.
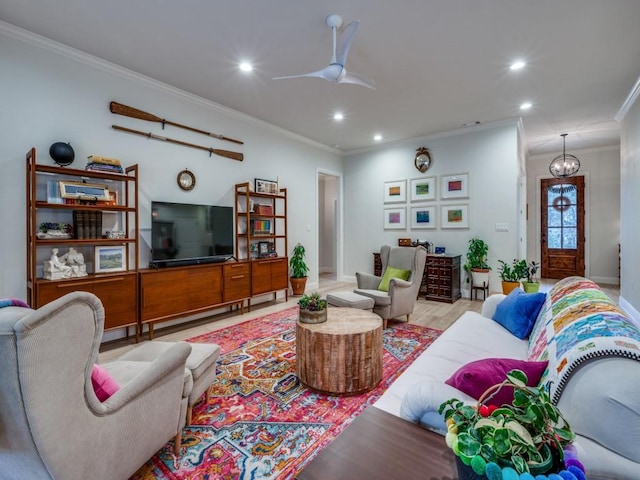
<box><xmin>440</xmin><ymin>173</ymin><xmax>469</xmax><ymax>199</ymax></box>
<box><xmin>383</xmin><ymin>207</ymin><xmax>406</xmax><ymax>229</ymax></box>
<box><xmin>383</xmin><ymin>180</ymin><xmax>407</xmax><ymax>203</ymax></box>
<box><xmin>440</xmin><ymin>204</ymin><xmax>469</xmax><ymax>229</ymax></box>
<box><xmin>94</xmin><ymin>245</ymin><xmax>126</xmax><ymax>273</ymax></box>
<box><xmin>410</xmin><ymin>205</ymin><xmax>436</xmax><ymax>229</ymax></box>
<box><xmin>409</xmin><ymin>176</ymin><xmax>436</xmax><ymax>202</ymax></box>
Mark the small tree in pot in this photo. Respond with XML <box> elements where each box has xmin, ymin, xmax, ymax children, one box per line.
<box><xmin>522</xmin><ymin>260</ymin><xmax>541</xmax><ymax>293</ymax></box>
<box><xmin>289</xmin><ymin>243</ymin><xmax>309</xmax><ymax>296</ymax></box>
<box><xmin>498</xmin><ymin>259</ymin><xmax>527</xmax><ymax>295</ymax></box>
<box><xmin>463</xmin><ymin>237</ymin><xmax>491</xmax><ymax>287</ymax></box>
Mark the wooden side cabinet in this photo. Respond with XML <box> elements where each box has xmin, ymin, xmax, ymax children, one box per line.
<box><xmin>425</xmin><ymin>254</ymin><xmax>461</xmax><ymax>303</ymax></box>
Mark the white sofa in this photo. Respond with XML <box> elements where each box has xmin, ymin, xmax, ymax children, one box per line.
<box><xmin>373</xmin><ymin>276</ymin><xmax>640</xmax><ymax>480</ymax></box>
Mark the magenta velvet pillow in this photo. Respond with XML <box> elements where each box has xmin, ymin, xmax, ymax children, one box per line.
<box><xmin>91</xmin><ymin>364</ymin><xmax>120</xmax><ymax>402</ymax></box>
<box><xmin>445</xmin><ymin>358</ymin><xmax>548</xmax><ymax>406</ymax></box>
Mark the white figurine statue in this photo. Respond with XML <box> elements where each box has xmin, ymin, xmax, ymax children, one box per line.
<box><xmin>61</xmin><ymin>247</ymin><xmax>87</xmax><ymax>277</ymax></box>
<box><xmin>43</xmin><ymin>247</ymin><xmax>87</xmax><ymax>279</ymax></box>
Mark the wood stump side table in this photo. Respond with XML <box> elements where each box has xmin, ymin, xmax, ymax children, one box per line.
<box><xmin>296</xmin><ymin>308</ymin><xmax>383</xmax><ymax>395</ymax></box>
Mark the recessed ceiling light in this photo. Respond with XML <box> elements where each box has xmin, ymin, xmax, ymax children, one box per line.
<box><xmin>520</xmin><ymin>102</ymin><xmax>532</xmax><ymax>110</ymax></box>
<box><xmin>333</xmin><ymin>113</ymin><xmax>344</xmax><ymax>121</ymax></box>
<box><xmin>239</xmin><ymin>62</ymin><xmax>253</xmax><ymax>72</ymax></box>
<box><xmin>373</xmin><ymin>134</ymin><xmax>382</xmax><ymax>141</ymax></box>
<box><xmin>510</xmin><ymin>60</ymin><xmax>526</xmax><ymax>71</ymax></box>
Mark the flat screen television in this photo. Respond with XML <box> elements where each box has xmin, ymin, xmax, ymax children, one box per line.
<box><xmin>150</xmin><ymin>201</ymin><xmax>234</xmax><ymax>268</ymax></box>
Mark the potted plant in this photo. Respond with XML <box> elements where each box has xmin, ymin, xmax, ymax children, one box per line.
<box><xmin>289</xmin><ymin>243</ymin><xmax>309</xmax><ymax>295</ymax></box>
<box><xmin>298</xmin><ymin>291</ymin><xmax>328</xmax><ymax>324</ymax></box>
<box><xmin>497</xmin><ymin>259</ymin><xmax>527</xmax><ymax>294</ymax></box>
<box><xmin>438</xmin><ymin>369</ymin><xmax>586</xmax><ymax>479</ymax></box>
<box><xmin>522</xmin><ymin>260</ymin><xmax>541</xmax><ymax>293</ymax></box>
<box><xmin>463</xmin><ymin>237</ymin><xmax>491</xmax><ymax>287</ymax></box>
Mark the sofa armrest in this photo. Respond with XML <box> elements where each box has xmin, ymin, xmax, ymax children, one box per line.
<box><xmin>356</xmin><ymin>272</ymin><xmax>382</xmax><ymax>290</ymax></box>
<box><xmin>481</xmin><ymin>293</ymin><xmax>506</xmax><ymax>318</ymax></box>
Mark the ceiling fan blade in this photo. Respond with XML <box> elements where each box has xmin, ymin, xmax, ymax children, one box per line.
<box><xmin>340</xmin><ymin>71</ymin><xmax>376</xmax><ymax>89</ymax></box>
<box><xmin>273</xmin><ymin>64</ymin><xmax>343</xmax><ymax>82</ymax></box>
<box><xmin>336</xmin><ymin>20</ymin><xmax>359</xmax><ymax>65</ymax></box>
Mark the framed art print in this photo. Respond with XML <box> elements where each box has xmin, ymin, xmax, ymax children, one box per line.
<box><xmin>410</xmin><ymin>205</ymin><xmax>436</xmax><ymax>229</ymax></box>
<box><xmin>383</xmin><ymin>180</ymin><xmax>407</xmax><ymax>203</ymax></box>
<box><xmin>410</xmin><ymin>177</ymin><xmax>436</xmax><ymax>201</ymax></box>
<box><xmin>383</xmin><ymin>207</ymin><xmax>406</xmax><ymax>229</ymax></box>
<box><xmin>254</xmin><ymin>178</ymin><xmax>279</xmax><ymax>195</ymax></box>
<box><xmin>441</xmin><ymin>204</ymin><xmax>469</xmax><ymax>229</ymax></box>
<box><xmin>94</xmin><ymin>245</ymin><xmax>126</xmax><ymax>273</ymax></box>
<box><xmin>440</xmin><ymin>173</ymin><xmax>469</xmax><ymax>199</ymax></box>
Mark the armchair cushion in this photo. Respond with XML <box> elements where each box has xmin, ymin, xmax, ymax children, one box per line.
<box><xmin>492</xmin><ymin>288</ymin><xmax>546</xmax><ymax>339</ymax></box>
<box><xmin>91</xmin><ymin>364</ymin><xmax>120</xmax><ymax>402</ymax></box>
<box><xmin>378</xmin><ymin>267</ymin><xmax>411</xmax><ymax>292</ymax></box>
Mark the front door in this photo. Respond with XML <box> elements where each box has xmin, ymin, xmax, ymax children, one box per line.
<box><xmin>541</xmin><ymin>176</ymin><xmax>585</xmax><ymax>279</ymax></box>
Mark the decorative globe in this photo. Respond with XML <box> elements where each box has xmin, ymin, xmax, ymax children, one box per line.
<box><xmin>49</xmin><ymin>142</ymin><xmax>75</xmax><ymax>166</ymax></box>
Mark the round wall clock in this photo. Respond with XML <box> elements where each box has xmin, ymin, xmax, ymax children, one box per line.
<box><xmin>177</xmin><ymin>169</ymin><xmax>196</xmax><ymax>191</ymax></box>
<box><xmin>414</xmin><ymin>147</ymin><xmax>432</xmax><ymax>173</ymax></box>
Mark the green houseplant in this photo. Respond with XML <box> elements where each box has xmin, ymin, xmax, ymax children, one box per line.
<box><xmin>522</xmin><ymin>260</ymin><xmax>541</xmax><ymax>293</ymax></box>
<box><xmin>298</xmin><ymin>291</ymin><xmax>327</xmax><ymax>324</ymax></box>
<box><xmin>438</xmin><ymin>369</ymin><xmax>584</xmax><ymax>479</ymax></box>
<box><xmin>497</xmin><ymin>259</ymin><xmax>527</xmax><ymax>294</ymax></box>
<box><xmin>289</xmin><ymin>243</ymin><xmax>309</xmax><ymax>295</ymax></box>
<box><xmin>463</xmin><ymin>237</ymin><xmax>491</xmax><ymax>287</ymax></box>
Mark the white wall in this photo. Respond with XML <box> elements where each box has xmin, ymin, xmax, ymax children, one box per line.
<box><xmin>343</xmin><ymin>122</ymin><xmax>522</xmax><ymax>292</ymax></box>
<box><xmin>0</xmin><ymin>26</ymin><xmax>342</xmax><ymax>298</ymax></box>
<box><xmin>318</xmin><ymin>175</ymin><xmax>337</xmax><ymax>274</ymax></box>
<box><xmin>619</xmin><ymin>79</ymin><xmax>640</xmax><ymax>320</ymax></box>
<box><xmin>526</xmin><ymin>145</ymin><xmax>621</xmax><ymax>284</ymax></box>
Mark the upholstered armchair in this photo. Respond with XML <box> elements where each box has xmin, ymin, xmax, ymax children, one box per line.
<box><xmin>0</xmin><ymin>292</ymin><xmax>191</xmax><ymax>480</ymax></box>
<box><xmin>355</xmin><ymin>245</ymin><xmax>427</xmax><ymax>328</ymax></box>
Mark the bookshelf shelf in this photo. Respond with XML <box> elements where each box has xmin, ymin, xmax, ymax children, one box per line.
<box><xmin>26</xmin><ymin>147</ymin><xmax>140</xmax><ymax>335</ymax></box>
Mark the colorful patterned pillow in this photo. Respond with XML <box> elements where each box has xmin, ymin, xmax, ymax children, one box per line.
<box><xmin>445</xmin><ymin>358</ymin><xmax>548</xmax><ymax>406</ymax></box>
<box><xmin>492</xmin><ymin>288</ymin><xmax>546</xmax><ymax>339</ymax></box>
<box><xmin>0</xmin><ymin>298</ymin><xmax>30</xmax><ymax>308</ymax></box>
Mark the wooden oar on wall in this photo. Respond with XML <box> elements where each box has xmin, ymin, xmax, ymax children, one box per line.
<box><xmin>110</xmin><ymin>101</ymin><xmax>244</xmax><ymax>145</ymax></box>
<box><xmin>112</xmin><ymin>125</ymin><xmax>243</xmax><ymax>161</ymax></box>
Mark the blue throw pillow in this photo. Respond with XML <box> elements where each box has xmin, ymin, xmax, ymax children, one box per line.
<box><xmin>492</xmin><ymin>288</ymin><xmax>546</xmax><ymax>339</ymax></box>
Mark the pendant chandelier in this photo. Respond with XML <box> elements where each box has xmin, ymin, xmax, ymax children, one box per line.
<box><xmin>549</xmin><ymin>133</ymin><xmax>580</xmax><ymax>179</ymax></box>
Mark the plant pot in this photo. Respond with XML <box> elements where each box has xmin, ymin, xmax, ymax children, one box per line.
<box><xmin>470</xmin><ymin>269</ymin><xmax>490</xmax><ymax>288</ymax></box>
<box><xmin>501</xmin><ymin>280</ymin><xmax>520</xmax><ymax>295</ymax></box>
<box><xmin>290</xmin><ymin>276</ymin><xmax>307</xmax><ymax>296</ymax></box>
<box><xmin>522</xmin><ymin>281</ymin><xmax>540</xmax><ymax>293</ymax></box>
<box><xmin>455</xmin><ymin>443</ymin><xmax>555</xmax><ymax>478</ymax></box>
<box><xmin>299</xmin><ymin>308</ymin><xmax>327</xmax><ymax>324</ymax></box>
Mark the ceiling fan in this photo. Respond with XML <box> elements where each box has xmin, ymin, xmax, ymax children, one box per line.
<box><xmin>273</xmin><ymin>14</ymin><xmax>375</xmax><ymax>89</ymax></box>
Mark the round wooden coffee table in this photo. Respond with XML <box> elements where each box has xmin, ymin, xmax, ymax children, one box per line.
<box><xmin>296</xmin><ymin>307</ymin><xmax>383</xmax><ymax>395</ymax></box>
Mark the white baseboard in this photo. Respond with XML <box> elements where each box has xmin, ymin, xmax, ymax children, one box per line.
<box><xmin>341</xmin><ymin>274</ymin><xmax>357</xmax><ymax>283</ymax></box>
<box><xmin>590</xmin><ymin>275</ymin><xmax>620</xmax><ymax>286</ymax></box>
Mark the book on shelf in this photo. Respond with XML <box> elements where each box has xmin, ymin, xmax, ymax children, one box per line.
<box><xmin>73</xmin><ymin>210</ymin><xmax>103</xmax><ymax>239</ymax></box>
<box><xmin>251</xmin><ymin>219</ymin><xmax>271</xmax><ymax>235</ymax></box>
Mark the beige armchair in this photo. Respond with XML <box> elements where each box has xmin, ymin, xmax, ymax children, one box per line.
<box><xmin>0</xmin><ymin>292</ymin><xmax>191</xmax><ymax>480</ymax></box>
<box><xmin>355</xmin><ymin>245</ymin><xmax>427</xmax><ymax>328</ymax></box>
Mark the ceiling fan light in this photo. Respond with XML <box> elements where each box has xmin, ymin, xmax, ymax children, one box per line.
<box><xmin>549</xmin><ymin>134</ymin><xmax>580</xmax><ymax>179</ymax></box>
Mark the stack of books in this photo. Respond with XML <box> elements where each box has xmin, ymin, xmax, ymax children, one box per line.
<box><xmin>73</xmin><ymin>210</ymin><xmax>103</xmax><ymax>239</ymax></box>
<box><xmin>86</xmin><ymin>155</ymin><xmax>124</xmax><ymax>174</ymax></box>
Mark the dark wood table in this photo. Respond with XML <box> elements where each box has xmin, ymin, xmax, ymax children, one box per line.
<box><xmin>297</xmin><ymin>406</ymin><xmax>458</xmax><ymax>479</ymax></box>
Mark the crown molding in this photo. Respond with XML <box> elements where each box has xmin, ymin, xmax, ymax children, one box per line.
<box><xmin>616</xmin><ymin>74</ymin><xmax>640</xmax><ymax>122</ymax></box>
<box><xmin>0</xmin><ymin>20</ymin><xmax>340</xmax><ymax>156</ymax></box>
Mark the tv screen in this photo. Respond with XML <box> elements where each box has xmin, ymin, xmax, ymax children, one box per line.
<box><xmin>150</xmin><ymin>201</ymin><xmax>234</xmax><ymax>267</ymax></box>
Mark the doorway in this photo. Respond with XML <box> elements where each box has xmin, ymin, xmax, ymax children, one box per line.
<box><xmin>540</xmin><ymin>176</ymin><xmax>585</xmax><ymax>279</ymax></box>
<box><xmin>317</xmin><ymin>171</ymin><xmax>341</xmax><ymax>281</ymax></box>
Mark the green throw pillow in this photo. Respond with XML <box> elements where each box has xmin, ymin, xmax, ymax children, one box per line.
<box><xmin>378</xmin><ymin>267</ymin><xmax>411</xmax><ymax>292</ymax></box>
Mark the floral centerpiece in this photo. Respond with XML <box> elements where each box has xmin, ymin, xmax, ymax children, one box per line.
<box><xmin>438</xmin><ymin>369</ymin><xmax>587</xmax><ymax>480</ymax></box>
<box><xmin>298</xmin><ymin>292</ymin><xmax>327</xmax><ymax>324</ymax></box>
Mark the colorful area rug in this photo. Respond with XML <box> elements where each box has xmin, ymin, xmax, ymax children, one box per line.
<box><xmin>131</xmin><ymin>306</ymin><xmax>441</xmax><ymax>480</ymax></box>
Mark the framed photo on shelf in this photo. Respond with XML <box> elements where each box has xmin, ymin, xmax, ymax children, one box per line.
<box><xmin>94</xmin><ymin>245</ymin><xmax>126</xmax><ymax>273</ymax></box>
<box><xmin>258</xmin><ymin>241</ymin><xmax>270</xmax><ymax>257</ymax></box>
<box><xmin>440</xmin><ymin>204</ymin><xmax>469</xmax><ymax>229</ymax></box>
<box><xmin>383</xmin><ymin>207</ymin><xmax>406</xmax><ymax>230</ymax></box>
<box><xmin>410</xmin><ymin>177</ymin><xmax>436</xmax><ymax>201</ymax></box>
<box><xmin>251</xmin><ymin>219</ymin><xmax>271</xmax><ymax>235</ymax></box>
<box><xmin>383</xmin><ymin>180</ymin><xmax>407</xmax><ymax>203</ymax></box>
<box><xmin>410</xmin><ymin>205</ymin><xmax>436</xmax><ymax>229</ymax></box>
<box><xmin>440</xmin><ymin>173</ymin><xmax>469</xmax><ymax>199</ymax></box>
<box><xmin>255</xmin><ymin>178</ymin><xmax>279</xmax><ymax>195</ymax></box>
<box><xmin>59</xmin><ymin>181</ymin><xmax>110</xmax><ymax>201</ymax></box>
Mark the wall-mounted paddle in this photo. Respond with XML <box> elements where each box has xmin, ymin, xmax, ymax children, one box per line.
<box><xmin>112</xmin><ymin>125</ymin><xmax>243</xmax><ymax>161</ymax></box>
<box><xmin>110</xmin><ymin>101</ymin><xmax>244</xmax><ymax>145</ymax></box>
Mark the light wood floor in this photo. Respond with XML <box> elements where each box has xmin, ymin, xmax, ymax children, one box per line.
<box><xmin>99</xmin><ymin>276</ymin><xmax>620</xmax><ymax>363</ymax></box>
